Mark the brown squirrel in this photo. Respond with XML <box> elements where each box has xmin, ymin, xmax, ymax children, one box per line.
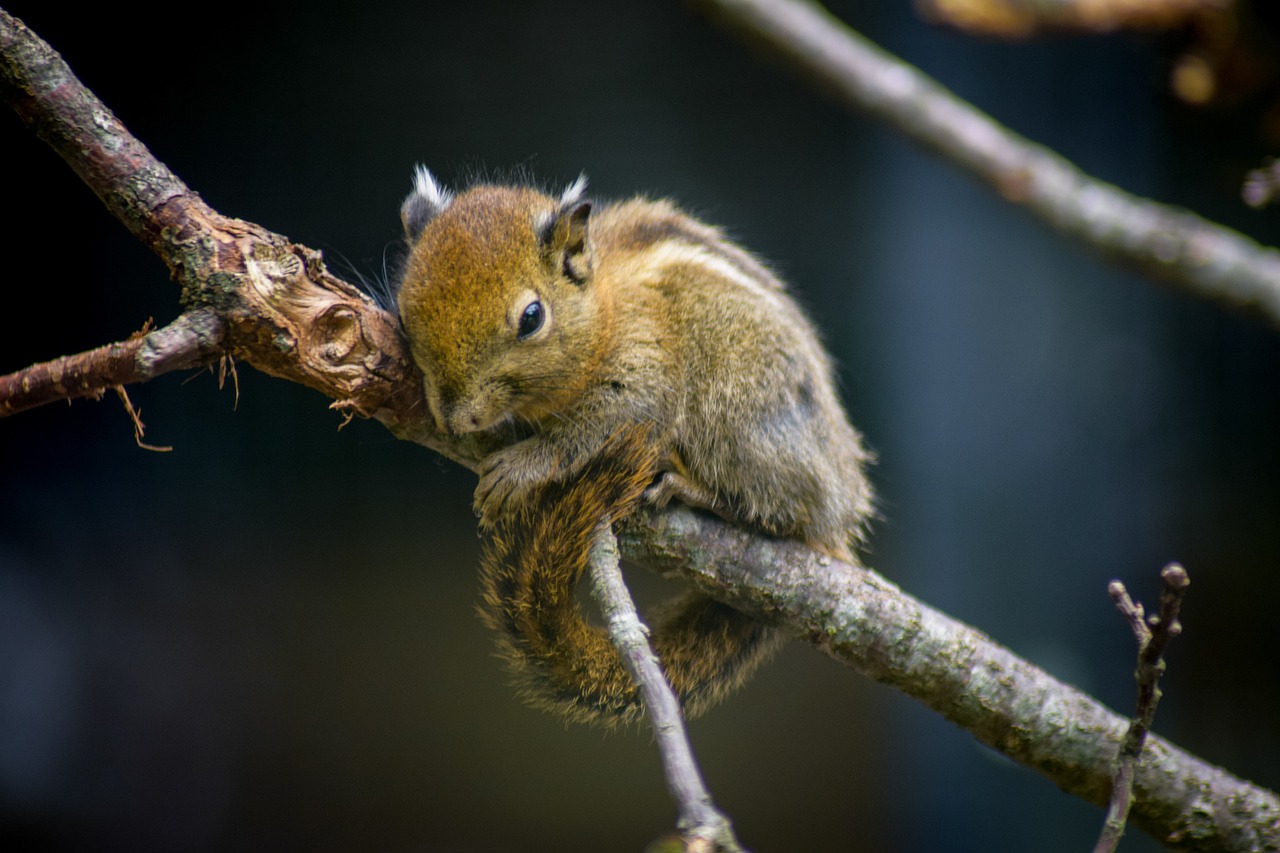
<box><xmin>393</xmin><ymin>168</ymin><xmax>874</xmax><ymax>726</ymax></box>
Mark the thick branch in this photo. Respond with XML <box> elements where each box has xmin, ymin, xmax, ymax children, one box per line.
<box><xmin>0</xmin><ymin>7</ymin><xmax>448</xmax><ymax>456</ymax></box>
<box><xmin>0</xmin><ymin>309</ymin><xmax>226</xmax><ymax>417</ymax></box>
<box><xmin>694</xmin><ymin>0</ymin><xmax>1280</xmax><ymax>326</ymax></box>
<box><xmin>0</xmin><ymin>8</ymin><xmax>193</xmax><ymax>258</ymax></box>
<box><xmin>620</xmin><ymin>507</ymin><xmax>1279</xmax><ymax>852</ymax></box>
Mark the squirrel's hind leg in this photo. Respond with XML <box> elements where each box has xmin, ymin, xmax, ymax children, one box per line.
<box><xmin>645</xmin><ymin>470</ymin><xmax>736</xmax><ymax>522</ymax></box>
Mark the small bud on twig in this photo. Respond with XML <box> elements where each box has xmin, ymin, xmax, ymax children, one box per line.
<box><xmin>1093</xmin><ymin>563</ymin><xmax>1190</xmax><ymax>853</ymax></box>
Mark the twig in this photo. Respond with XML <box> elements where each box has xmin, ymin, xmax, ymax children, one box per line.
<box><xmin>1243</xmin><ymin>160</ymin><xmax>1280</xmax><ymax>210</ymax></box>
<box><xmin>621</xmin><ymin>506</ymin><xmax>1278</xmax><ymax>852</ymax></box>
<box><xmin>112</xmin><ymin>385</ymin><xmax>172</xmax><ymax>452</ymax></box>
<box><xmin>587</xmin><ymin>522</ymin><xmax>746</xmax><ymax>853</ymax></box>
<box><xmin>693</xmin><ymin>0</ymin><xmax>1280</xmax><ymax>326</ymax></box>
<box><xmin>217</xmin><ymin>354</ymin><xmax>241</xmax><ymax>409</ymax></box>
<box><xmin>0</xmin><ymin>308</ymin><xmax>226</xmax><ymax>417</ymax></box>
<box><xmin>1094</xmin><ymin>564</ymin><xmax>1190</xmax><ymax>853</ymax></box>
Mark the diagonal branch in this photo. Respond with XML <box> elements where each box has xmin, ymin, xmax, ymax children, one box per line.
<box><xmin>693</xmin><ymin>0</ymin><xmax>1280</xmax><ymax>326</ymax></box>
<box><xmin>3</xmin><ymin>8</ymin><xmax>1278</xmax><ymax>852</ymax></box>
<box><xmin>0</xmin><ymin>7</ymin><xmax>192</xmax><ymax>259</ymax></box>
<box><xmin>621</xmin><ymin>508</ymin><xmax>1279</xmax><ymax>852</ymax></box>
<box><xmin>0</xmin><ymin>7</ymin><xmax>432</xmax><ymax>450</ymax></box>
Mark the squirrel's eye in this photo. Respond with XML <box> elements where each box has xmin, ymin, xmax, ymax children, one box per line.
<box><xmin>518</xmin><ymin>300</ymin><xmax>544</xmax><ymax>340</ymax></box>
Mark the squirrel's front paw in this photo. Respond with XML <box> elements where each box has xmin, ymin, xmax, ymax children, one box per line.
<box><xmin>474</xmin><ymin>449</ymin><xmax>539</xmax><ymax>528</ymax></box>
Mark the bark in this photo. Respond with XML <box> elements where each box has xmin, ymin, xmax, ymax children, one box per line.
<box><xmin>621</xmin><ymin>507</ymin><xmax>1280</xmax><ymax>851</ymax></box>
<box><xmin>0</xmin><ymin>310</ymin><xmax>225</xmax><ymax>416</ymax></box>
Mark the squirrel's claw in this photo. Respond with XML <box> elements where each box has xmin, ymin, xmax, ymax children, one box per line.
<box><xmin>475</xmin><ymin>447</ymin><xmax>543</xmax><ymax>528</ymax></box>
<box><xmin>474</xmin><ymin>460</ymin><xmax>510</xmax><ymax>528</ymax></box>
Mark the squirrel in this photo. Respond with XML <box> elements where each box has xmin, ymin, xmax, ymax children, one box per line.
<box><xmin>391</xmin><ymin>167</ymin><xmax>874</xmax><ymax>727</ymax></box>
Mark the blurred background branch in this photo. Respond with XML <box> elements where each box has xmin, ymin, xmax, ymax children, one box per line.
<box><xmin>916</xmin><ymin>0</ymin><xmax>1228</xmax><ymax>38</ymax></box>
<box><xmin>695</xmin><ymin>0</ymin><xmax>1280</xmax><ymax>326</ymax></box>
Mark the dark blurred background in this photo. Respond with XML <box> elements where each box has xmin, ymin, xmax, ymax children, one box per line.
<box><xmin>2</xmin><ymin>2</ymin><xmax>1278</xmax><ymax>851</ymax></box>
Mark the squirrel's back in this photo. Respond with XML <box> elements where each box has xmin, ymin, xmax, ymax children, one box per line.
<box><xmin>589</xmin><ymin>196</ymin><xmax>874</xmax><ymax>558</ymax></box>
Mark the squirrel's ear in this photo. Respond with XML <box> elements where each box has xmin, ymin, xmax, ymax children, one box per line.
<box><xmin>401</xmin><ymin>165</ymin><xmax>453</xmax><ymax>241</ymax></box>
<box><xmin>542</xmin><ymin>174</ymin><xmax>592</xmax><ymax>284</ymax></box>
<box><xmin>549</xmin><ymin>198</ymin><xmax>593</xmax><ymax>285</ymax></box>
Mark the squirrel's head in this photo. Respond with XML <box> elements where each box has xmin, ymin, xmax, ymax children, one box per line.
<box><xmin>395</xmin><ymin>168</ymin><xmax>602</xmax><ymax>436</ymax></box>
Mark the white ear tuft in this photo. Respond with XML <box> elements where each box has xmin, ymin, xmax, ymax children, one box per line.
<box><xmin>560</xmin><ymin>173</ymin><xmax>589</xmax><ymax>208</ymax></box>
<box><xmin>412</xmin><ymin>165</ymin><xmax>452</xmax><ymax>208</ymax></box>
<box><xmin>402</xmin><ymin>165</ymin><xmax>453</xmax><ymax>241</ymax></box>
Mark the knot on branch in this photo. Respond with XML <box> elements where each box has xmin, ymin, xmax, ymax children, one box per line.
<box><xmin>313</xmin><ymin>305</ymin><xmax>363</xmax><ymax>364</ymax></box>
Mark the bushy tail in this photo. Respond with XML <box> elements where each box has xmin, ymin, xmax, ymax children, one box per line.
<box><xmin>477</xmin><ymin>424</ymin><xmax>779</xmax><ymax>727</ymax></box>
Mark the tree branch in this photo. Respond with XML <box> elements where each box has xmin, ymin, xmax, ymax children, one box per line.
<box><xmin>588</xmin><ymin>522</ymin><xmax>745</xmax><ymax>853</ymax></box>
<box><xmin>0</xmin><ymin>309</ymin><xmax>226</xmax><ymax>417</ymax></box>
<box><xmin>916</xmin><ymin>0</ymin><xmax>1224</xmax><ymax>38</ymax></box>
<box><xmin>0</xmin><ymin>7</ymin><xmax>192</xmax><ymax>258</ymax></box>
<box><xmin>693</xmin><ymin>0</ymin><xmax>1280</xmax><ymax>327</ymax></box>
<box><xmin>3</xmin><ymin>7</ymin><xmax>1278</xmax><ymax>851</ymax></box>
<box><xmin>620</xmin><ymin>508</ymin><xmax>1278</xmax><ymax>852</ymax></box>
<box><xmin>0</xmin><ymin>7</ymin><xmax>446</xmax><ymax>455</ymax></box>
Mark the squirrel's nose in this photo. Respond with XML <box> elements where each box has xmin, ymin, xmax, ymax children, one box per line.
<box><xmin>446</xmin><ymin>412</ymin><xmax>482</xmax><ymax>434</ymax></box>
<box><xmin>441</xmin><ymin>396</ymin><xmax>485</xmax><ymax>435</ymax></box>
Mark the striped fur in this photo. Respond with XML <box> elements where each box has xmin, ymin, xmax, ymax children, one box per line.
<box><xmin>477</xmin><ymin>424</ymin><xmax>781</xmax><ymax>727</ymax></box>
